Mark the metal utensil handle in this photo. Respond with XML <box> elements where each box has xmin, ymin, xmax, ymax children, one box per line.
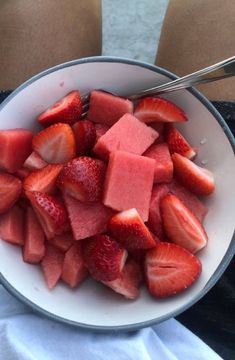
<box><xmin>128</xmin><ymin>55</ymin><xmax>235</xmax><ymax>100</ymax></box>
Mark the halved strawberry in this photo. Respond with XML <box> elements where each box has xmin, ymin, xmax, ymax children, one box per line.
<box><xmin>134</xmin><ymin>97</ymin><xmax>187</xmax><ymax>123</ymax></box>
<box><xmin>32</xmin><ymin>123</ymin><xmax>76</xmax><ymax>164</ymax></box>
<box><xmin>160</xmin><ymin>194</ymin><xmax>208</xmax><ymax>253</ymax></box>
<box><xmin>73</xmin><ymin>120</ymin><xmax>96</xmax><ymax>155</ymax></box>
<box><xmin>172</xmin><ymin>153</ymin><xmax>215</xmax><ymax>196</ymax></box>
<box><xmin>83</xmin><ymin>234</ymin><xmax>127</xmax><ymax>281</ymax></box>
<box><xmin>0</xmin><ymin>173</ymin><xmax>22</xmax><ymax>214</ymax></box>
<box><xmin>145</xmin><ymin>242</ymin><xmax>202</xmax><ymax>298</ymax></box>
<box><xmin>108</xmin><ymin>208</ymin><xmax>156</xmax><ymax>250</ymax></box>
<box><xmin>57</xmin><ymin>157</ymin><xmax>106</xmax><ymax>202</ymax></box>
<box><xmin>102</xmin><ymin>258</ymin><xmax>143</xmax><ymax>300</ymax></box>
<box><xmin>41</xmin><ymin>244</ymin><xmax>64</xmax><ymax>289</ymax></box>
<box><xmin>165</xmin><ymin>124</ymin><xmax>196</xmax><ymax>159</ymax></box>
<box><xmin>23</xmin><ymin>164</ymin><xmax>63</xmax><ymax>194</ymax></box>
<box><xmin>26</xmin><ymin>191</ymin><xmax>69</xmax><ymax>239</ymax></box>
<box><xmin>24</xmin><ymin>151</ymin><xmax>47</xmax><ymax>171</ymax></box>
<box><xmin>37</xmin><ymin>91</ymin><xmax>82</xmax><ymax>127</ymax></box>
<box><xmin>62</xmin><ymin>243</ymin><xmax>88</xmax><ymax>288</ymax></box>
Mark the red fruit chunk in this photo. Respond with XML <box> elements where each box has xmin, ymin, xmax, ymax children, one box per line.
<box><xmin>87</xmin><ymin>90</ymin><xmax>133</xmax><ymax>126</ymax></box>
<box><xmin>0</xmin><ymin>129</ymin><xmax>33</xmax><ymax>173</ymax></box>
<box><xmin>64</xmin><ymin>194</ymin><xmax>114</xmax><ymax>240</ymax></box>
<box><xmin>0</xmin><ymin>205</ymin><xmax>24</xmax><ymax>246</ymax></box>
<box><xmin>83</xmin><ymin>234</ymin><xmax>127</xmax><ymax>282</ymax></box>
<box><xmin>14</xmin><ymin>167</ymin><xmax>30</xmax><ymax>180</ymax></box>
<box><xmin>149</xmin><ymin>122</ymin><xmax>165</xmax><ymax>134</ymax></box>
<box><xmin>94</xmin><ymin>113</ymin><xmax>158</xmax><ymax>160</ymax></box>
<box><xmin>103</xmin><ymin>151</ymin><xmax>155</xmax><ymax>222</ymax></box>
<box><xmin>165</xmin><ymin>124</ymin><xmax>196</xmax><ymax>159</ymax></box>
<box><xmin>103</xmin><ymin>259</ymin><xmax>143</xmax><ymax>300</ymax></box>
<box><xmin>108</xmin><ymin>208</ymin><xmax>156</xmax><ymax>250</ymax></box>
<box><xmin>23</xmin><ymin>207</ymin><xmax>45</xmax><ymax>263</ymax></box>
<box><xmin>23</xmin><ymin>164</ymin><xmax>63</xmax><ymax>195</ymax></box>
<box><xmin>144</xmin><ymin>143</ymin><xmax>173</xmax><ymax>183</ymax></box>
<box><xmin>33</xmin><ymin>123</ymin><xmax>76</xmax><ymax>164</ymax></box>
<box><xmin>57</xmin><ymin>157</ymin><xmax>106</xmax><ymax>202</ymax></box>
<box><xmin>37</xmin><ymin>91</ymin><xmax>82</xmax><ymax>127</ymax></box>
<box><xmin>147</xmin><ymin>184</ymin><xmax>169</xmax><ymax>239</ymax></box>
<box><xmin>41</xmin><ymin>245</ymin><xmax>64</xmax><ymax>289</ymax></box>
<box><xmin>145</xmin><ymin>242</ymin><xmax>202</xmax><ymax>298</ymax></box>
<box><xmin>73</xmin><ymin>120</ymin><xmax>96</xmax><ymax>155</ymax></box>
<box><xmin>169</xmin><ymin>180</ymin><xmax>207</xmax><ymax>222</ymax></box>
<box><xmin>161</xmin><ymin>194</ymin><xmax>208</xmax><ymax>253</ymax></box>
<box><xmin>48</xmin><ymin>232</ymin><xmax>74</xmax><ymax>252</ymax></box>
<box><xmin>0</xmin><ymin>173</ymin><xmax>22</xmax><ymax>214</ymax></box>
<box><xmin>24</xmin><ymin>151</ymin><xmax>47</xmax><ymax>171</ymax></box>
<box><xmin>26</xmin><ymin>191</ymin><xmax>69</xmax><ymax>239</ymax></box>
<box><xmin>95</xmin><ymin>123</ymin><xmax>109</xmax><ymax>140</ymax></box>
<box><xmin>62</xmin><ymin>243</ymin><xmax>88</xmax><ymax>288</ymax></box>
<box><xmin>172</xmin><ymin>153</ymin><xmax>215</xmax><ymax>196</ymax></box>
<box><xmin>134</xmin><ymin>97</ymin><xmax>187</xmax><ymax>123</ymax></box>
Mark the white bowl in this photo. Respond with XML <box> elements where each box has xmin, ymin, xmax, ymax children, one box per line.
<box><xmin>0</xmin><ymin>56</ymin><xmax>234</xmax><ymax>331</ymax></box>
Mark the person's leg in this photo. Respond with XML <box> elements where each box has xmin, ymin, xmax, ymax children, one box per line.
<box><xmin>155</xmin><ymin>0</ymin><xmax>235</xmax><ymax>101</ymax></box>
<box><xmin>0</xmin><ymin>0</ymin><xmax>102</xmax><ymax>89</ymax></box>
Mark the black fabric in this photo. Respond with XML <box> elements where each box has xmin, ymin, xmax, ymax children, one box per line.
<box><xmin>0</xmin><ymin>91</ymin><xmax>234</xmax><ymax>360</ymax></box>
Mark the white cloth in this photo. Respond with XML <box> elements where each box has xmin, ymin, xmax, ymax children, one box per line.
<box><xmin>0</xmin><ymin>285</ymin><xmax>222</xmax><ymax>360</ymax></box>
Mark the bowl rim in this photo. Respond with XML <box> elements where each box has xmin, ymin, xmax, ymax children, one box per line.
<box><xmin>0</xmin><ymin>55</ymin><xmax>234</xmax><ymax>332</ymax></box>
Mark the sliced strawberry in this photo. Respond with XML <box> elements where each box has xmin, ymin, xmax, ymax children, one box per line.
<box><xmin>83</xmin><ymin>234</ymin><xmax>127</xmax><ymax>281</ymax></box>
<box><xmin>23</xmin><ymin>207</ymin><xmax>45</xmax><ymax>264</ymax></box>
<box><xmin>73</xmin><ymin>120</ymin><xmax>96</xmax><ymax>155</ymax></box>
<box><xmin>37</xmin><ymin>91</ymin><xmax>82</xmax><ymax>127</ymax></box>
<box><xmin>108</xmin><ymin>208</ymin><xmax>156</xmax><ymax>250</ymax></box>
<box><xmin>134</xmin><ymin>97</ymin><xmax>187</xmax><ymax>123</ymax></box>
<box><xmin>160</xmin><ymin>194</ymin><xmax>208</xmax><ymax>253</ymax></box>
<box><xmin>172</xmin><ymin>153</ymin><xmax>215</xmax><ymax>196</ymax></box>
<box><xmin>0</xmin><ymin>205</ymin><xmax>24</xmax><ymax>246</ymax></box>
<box><xmin>57</xmin><ymin>157</ymin><xmax>106</xmax><ymax>202</ymax></box>
<box><xmin>14</xmin><ymin>167</ymin><xmax>31</xmax><ymax>180</ymax></box>
<box><xmin>32</xmin><ymin>123</ymin><xmax>76</xmax><ymax>164</ymax></box>
<box><xmin>62</xmin><ymin>243</ymin><xmax>88</xmax><ymax>288</ymax></box>
<box><xmin>23</xmin><ymin>164</ymin><xmax>63</xmax><ymax>195</ymax></box>
<box><xmin>24</xmin><ymin>151</ymin><xmax>47</xmax><ymax>171</ymax></box>
<box><xmin>0</xmin><ymin>173</ymin><xmax>22</xmax><ymax>214</ymax></box>
<box><xmin>144</xmin><ymin>143</ymin><xmax>173</xmax><ymax>183</ymax></box>
<box><xmin>48</xmin><ymin>232</ymin><xmax>74</xmax><ymax>252</ymax></box>
<box><xmin>102</xmin><ymin>258</ymin><xmax>143</xmax><ymax>300</ymax></box>
<box><xmin>41</xmin><ymin>244</ymin><xmax>64</xmax><ymax>289</ymax></box>
<box><xmin>145</xmin><ymin>242</ymin><xmax>202</xmax><ymax>298</ymax></box>
<box><xmin>26</xmin><ymin>191</ymin><xmax>69</xmax><ymax>239</ymax></box>
<box><xmin>165</xmin><ymin>124</ymin><xmax>196</xmax><ymax>159</ymax></box>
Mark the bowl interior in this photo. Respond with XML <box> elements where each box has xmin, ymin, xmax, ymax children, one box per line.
<box><xmin>0</xmin><ymin>58</ymin><xmax>234</xmax><ymax>330</ymax></box>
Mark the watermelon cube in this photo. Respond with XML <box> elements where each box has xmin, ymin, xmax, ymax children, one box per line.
<box><xmin>103</xmin><ymin>151</ymin><xmax>155</xmax><ymax>221</ymax></box>
<box><xmin>94</xmin><ymin>113</ymin><xmax>158</xmax><ymax>160</ymax></box>
<box><xmin>88</xmin><ymin>90</ymin><xmax>133</xmax><ymax>126</ymax></box>
<box><xmin>62</xmin><ymin>243</ymin><xmax>88</xmax><ymax>288</ymax></box>
<box><xmin>48</xmin><ymin>232</ymin><xmax>74</xmax><ymax>252</ymax></box>
<box><xmin>41</xmin><ymin>245</ymin><xmax>64</xmax><ymax>289</ymax></box>
<box><xmin>23</xmin><ymin>207</ymin><xmax>45</xmax><ymax>263</ymax></box>
<box><xmin>0</xmin><ymin>205</ymin><xmax>24</xmax><ymax>246</ymax></box>
<box><xmin>64</xmin><ymin>194</ymin><xmax>114</xmax><ymax>240</ymax></box>
<box><xmin>0</xmin><ymin>129</ymin><xmax>33</xmax><ymax>173</ymax></box>
<box><xmin>144</xmin><ymin>143</ymin><xmax>173</xmax><ymax>183</ymax></box>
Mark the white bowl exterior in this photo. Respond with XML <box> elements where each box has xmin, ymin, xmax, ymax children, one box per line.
<box><xmin>0</xmin><ymin>60</ymin><xmax>234</xmax><ymax>328</ymax></box>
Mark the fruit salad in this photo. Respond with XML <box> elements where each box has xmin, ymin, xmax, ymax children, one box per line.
<box><xmin>0</xmin><ymin>90</ymin><xmax>215</xmax><ymax>299</ymax></box>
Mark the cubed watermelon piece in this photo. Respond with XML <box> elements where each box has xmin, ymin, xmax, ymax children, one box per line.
<box><xmin>94</xmin><ymin>113</ymin><xmax>158</xmax><ymax>160</ymax></box>
<box><xmin>103</xmin><ymin>151</ymin><xmax>155</xmax><ymax>222</ymax></box>
<box><xmin>23</xmin><ymin>207</ymin><xmax>45</xmax><ymax>263</ymax></box>
<box><xmin>169</xmin><ymin>180</ymin><xmax>208</xmax><ymax>222</ymax></box>
<box><xmin>64</xmin><ymin>194</ymin><xmax>114</xmax><ymax>240</ymax></box>
<box><xmin>144</xmin><ymin>143</ymin><xmax>173</xmax><ymax>184</ymax></box>
<box><xmin>147</xmin><ymin>184</ymin><xmax>169</xmax><ymax>239</ymax></box>
<box><xmin>41</xmin><ymin>245</ymin><xmax>64</xmax><ymax>289</ymax></box>
<box><xmin>88</xmin><ymin>90</ymin><xmax>133</xmax><ymax>126</ymax></box>
<box><xmin>0</xmin><ymin>205</ymin><xmax>24</xmax><ymax>246</ymax></box>
<box><xmin>48</xmin><ymin>232</ymin><xmax>74</xmax><ymax>252</ymax></box>
<box><xmin>62</xmin><ymin>243</ymin><xmax>88</xmax><ymax>288</ymax></box>
<box><xmin>0</xmin><ymin>129</ymin><xmax>33</xmax><ymax>173</ymax></box>
<box><xmin>95</xmin><ymin>123</ymin><xmax>109</xmax><ymax>140</ymax></box>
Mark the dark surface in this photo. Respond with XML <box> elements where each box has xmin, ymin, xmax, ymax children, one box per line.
<box><xmin>0</xmin><ymin>91</ymin><xmax>234</xmax><ymax>359</ymax></box>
